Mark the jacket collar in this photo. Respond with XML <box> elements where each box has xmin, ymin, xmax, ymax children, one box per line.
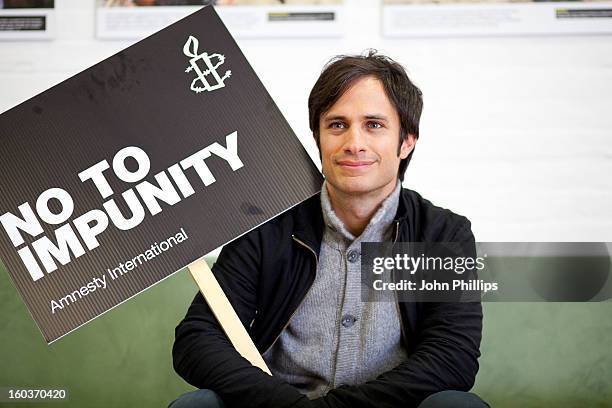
<box><xmin>292</xmin><ymin>192</ymin><xmax>325</xmax><ymax>252</ymax></box>
<box><xmin>395</xmin><ymin>187</ymin><xmax>417</xmax><ymax>242</ymax></box>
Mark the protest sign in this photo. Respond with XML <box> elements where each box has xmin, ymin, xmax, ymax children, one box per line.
<box><xmin>0</xmin><ymin>5</ymin><xmax>322</xmax><ymax>355</ymax></box>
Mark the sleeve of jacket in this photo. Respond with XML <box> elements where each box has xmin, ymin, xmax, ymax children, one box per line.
<box><xmin>312</xmin><ymin>218</ymin><xmax>483</xmax><ymax>408</ymax></box>
<box><xmin>172</xmin><ymin>227</ymin><xmax>313</xmax><ymax>408</ymax></box>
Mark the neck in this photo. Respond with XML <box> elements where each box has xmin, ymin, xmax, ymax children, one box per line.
<box><xmin>325</xmin><ymin>181</ymin><xmax>398</xmax><ymax>237</ymax></box>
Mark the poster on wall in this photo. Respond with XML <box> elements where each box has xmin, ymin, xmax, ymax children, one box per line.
<box><xmin>382</xmin><ymin>0</ymin><xmax>612</xmax><ymax>36</ymax></box>
<box><xmin>0</xmin><ymin>0</ymin><xmax>55</xmax><ymax>40</ymax></box>
<box><xmin>96</xmin><ymin>0</ymin><xmax>343</xmax><ymax>40</ymax></box>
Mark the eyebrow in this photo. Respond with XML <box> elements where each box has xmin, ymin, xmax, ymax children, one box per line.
<box><xmin>364</xmin><ymin>114</ymin><xmax>389</xmax><ymax>122</ymax></box>
<box><xmin>322</xmin><ymin>114</ymin><xmax>390</xmax><ymax>122</ymax></box>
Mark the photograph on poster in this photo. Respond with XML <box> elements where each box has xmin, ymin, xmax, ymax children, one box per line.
<box><xmin>96</xmin><ymin>0</ymin><xmax>343</xmax><ymax>39</ymax></box>
<box><xmin>101</xmin><ymin>0</ymin><xmax>338</xmax><ymax>5</ymax></box>
<box><xmin>0</xmin><ymin>0</ymin><xmax>54</xmax><ymax>39</ymax></box>
<box><xmin>1</xmin><ymin>0</ymin><xmax>54</xmax><ymax>8</ymax></box>
<box><xmin>383</xmin><ymin>0</ymin><xmax>612</xmax><ymax>36</ymax></box>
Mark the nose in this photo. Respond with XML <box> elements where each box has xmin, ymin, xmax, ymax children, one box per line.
<box><xmin>342</xmin><ymin>126</ymin><xmax>367</xmax><ymax>155</ymax></box>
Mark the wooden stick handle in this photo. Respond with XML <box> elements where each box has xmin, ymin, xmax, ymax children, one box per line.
<box><xmin>187</xmin><ymin>257</ymin><xmax>271</xmax><ymax>375</ymax></box>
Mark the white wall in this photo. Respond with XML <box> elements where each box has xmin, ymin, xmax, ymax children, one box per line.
<box><xmin>1</xmin><ymin>0</ymin><xmax>611</xmax><ymax>242</ymax></box>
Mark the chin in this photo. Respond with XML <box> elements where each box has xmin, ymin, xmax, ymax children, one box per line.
<box><xmin>329</xmin><ymin>177</ymin><xmax>381</xmax><ymax>196</ymax></box>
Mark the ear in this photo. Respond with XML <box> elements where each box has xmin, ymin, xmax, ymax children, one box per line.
<box><xmin>399</xmin><ymin>133</ymin><xmax>416</xmax><ymax>159</ymax></box>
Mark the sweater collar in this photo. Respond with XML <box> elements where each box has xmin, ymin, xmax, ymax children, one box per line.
<box><xmin>319</xmin><ymin>180</ymin><xmax>401</xmax><ymax>245</ymax></box>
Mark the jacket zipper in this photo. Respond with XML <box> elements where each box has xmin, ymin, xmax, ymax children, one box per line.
<box><xmin>261</xmin><ymin>234</ymin><xmax>318</xmax><ymax>355</ymax></box>
<box><xmin>391</xmin><ymin>220</ymin><xmax>409</xmax><ymax>347</ymax></box>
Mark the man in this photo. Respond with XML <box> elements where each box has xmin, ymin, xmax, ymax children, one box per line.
<box><xmin>171</xmin><ymin>51</ymin><xmax>488</xmax><ymax>408</ymax></box>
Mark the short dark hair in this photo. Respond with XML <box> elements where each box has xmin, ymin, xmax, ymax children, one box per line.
<box><xmin>308</xmin><ymin>50</ymin><xmax>423</xmax><ymax>181</ymax></box>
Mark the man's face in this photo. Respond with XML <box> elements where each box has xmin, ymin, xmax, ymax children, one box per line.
<box><xmin>318</xmin><ymin>76</ymin><xmax>415</xmax><ymax>199</ymax></box>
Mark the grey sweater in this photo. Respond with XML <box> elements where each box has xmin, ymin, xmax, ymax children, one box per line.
<box><xmin>262</xmin><ymin>181</ymin><xmax>407</xmax><ymax>398</ymax></box>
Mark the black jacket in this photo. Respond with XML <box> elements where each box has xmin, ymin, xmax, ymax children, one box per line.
<box><xmin>172</xmin><ymin>188</ymin><xmax>483</xmax><ymax>408</ymax></box>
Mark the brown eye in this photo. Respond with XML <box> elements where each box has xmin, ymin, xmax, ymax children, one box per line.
<box><xmin>330</xmin><ymin>122</ymin><xmax>345</xmax><ymax>129</ymax></box>
<box><xmin>367</xmin><ymin>121</ymin><xmax>383</xmax><ymax>129</ymax></box>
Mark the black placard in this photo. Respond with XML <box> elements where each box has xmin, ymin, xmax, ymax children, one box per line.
<box><xmin>0</xmin><ymin>5</ymin><xmax>322</xmax><ymax>343</ymax></box>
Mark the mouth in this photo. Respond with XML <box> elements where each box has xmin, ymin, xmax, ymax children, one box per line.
<box><xmin>336</xmin><ymin>160</ymin><xmax>375</xmax><ymax>169</ymax></box>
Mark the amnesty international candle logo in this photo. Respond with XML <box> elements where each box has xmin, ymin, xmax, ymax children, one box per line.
<box><xmin>0</xmin><ymin>6</ymin><xmax>322</xmax><ymax>343</ymax></box>
<box><xmin>183</xmin><ymin>35</ymin><xmax>232</xmax><ymax>94</ymax></box>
